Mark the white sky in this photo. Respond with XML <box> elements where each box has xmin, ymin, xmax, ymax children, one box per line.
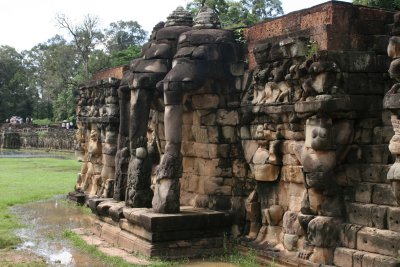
<box><xmin>0</xmin><ymin>0</ymin><xmax>352</xmax><ymax>52</ymax></box>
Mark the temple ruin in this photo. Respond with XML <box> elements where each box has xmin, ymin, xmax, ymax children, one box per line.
<box><xmin>68</xmin><ymin>1</ymin><xmax>400</xmax><ymax>265</ymax></box>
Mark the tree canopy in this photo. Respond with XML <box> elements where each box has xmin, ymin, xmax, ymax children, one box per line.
<box><xmin>186</xmin><ymin>0</ymin><xmax>283</xmax><ymax>28</ymax></box>
<box><xmin>0</xmin><ymin>15</ymin><xmax>147</xmax><ymax>124</ymax></box>
<box><xmin>0</xmin><ymin>0</ymin><xmax>284</xmax><ymax>124</ymax></box>
<box><xmin>353</xmin><ymin>0</ymin><xmax>400</xmax><ymax>9</ymax></box>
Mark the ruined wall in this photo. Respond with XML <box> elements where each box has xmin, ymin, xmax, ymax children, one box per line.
<box><xmin>71</xmin><ymin>2</ymin><xmax>400</xmax><ymax>265</ymax></box>
<box><xmin>0</xmin><ymin>124</ymin><xmax>74</xmax><ymax>151</ymax></box>
<box><xmin>74</xmin><ymin>77</ymin><xmax>120</xmax><ymax>197</ymax></box>
<box><xmin>241</xmin><ymin>2</ymin><xmax>400</xmax><ymax>266</ymax></box>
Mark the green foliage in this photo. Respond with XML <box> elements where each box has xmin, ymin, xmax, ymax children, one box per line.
<box><xmin>306</xmin><ymin>40</ymin><xmax>319</xmax><ymax>58</ymax></box>
<box><xmin>0</xmin><ymin>157</ymin><xmax>79</xmax><ymax>249</ymax></box>
<box><xmin>186</xmin><ymin>0</ymin><xmax>283</xmax><ymax>28</ymax></box>
<box><xmin>353</xmin><ymin>0</ymin><xmax>400</xmax><ymax>9</ymax></box>
<box><xmin>32</xmin><ymin>118</ymin><xmax>52</xmax><ymax>126</ymax></box>
<box><xmin>105</xmin><ymin>20</ymin><xmax>147</xmax><ymax>54</ymax></box>
<box><xmin>110</xmin><ymin>45</ymin><xmax>142</xmax><ymax>67</ymax></box>
<box><xmin>0</xmin><ymin>46</ymin><xmax>33</xmax><ymax>122</ymax></box>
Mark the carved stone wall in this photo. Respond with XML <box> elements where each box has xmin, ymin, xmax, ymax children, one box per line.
<box><xmin>71</xmin><ymin>2</ymin><xmax>400</xmax><ymax>265</ymax></box>
<box><xmin>74</xmin><ymin>77</ymin><xmax>120</xmax><ymax>197</ymax></box>
<box><xmin>0</xmin><ymin>124</ymin><xmax>74</xmax><ymax>150</ymax></box>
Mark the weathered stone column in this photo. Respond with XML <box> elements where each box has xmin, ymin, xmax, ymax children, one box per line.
<box><xmin>124</xmin><ymin>7</ymin><xmax>193</xmax><ymax>209</ymax></box>
<box><xmin>153</xmin><ymin>6</ymin><xmax>241</xmax><ymax>213</ymax></box>
<box><xmin>384</xmin><ymin>12</ymin><xmax>400</xmax><ymax>204</ymax></box>
<box><xmin>113</xmin><ymin>75</ymin><xmax>131</xmax><ymax>201</ymax></box>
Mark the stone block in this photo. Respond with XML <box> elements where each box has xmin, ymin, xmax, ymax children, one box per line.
<box><xmin>310</xmin><ymin>247</ymin><xmax>334</xmax><ymax>265</ymax></box>
<box><xmin>125</xmin><ymin>207</ymin><xmax>231</xmax><ymax>233</ymax></box>
<box><xmin>181</xmin><ymin>124</ymin><xmax>194</xmax><ymax>142</ymax></box>
<box><xmin>199</xmin><ymin>177</ymin><xmax>224</xmax><ymax>195</ymax></box>
<box><xmin>102</xmin><ymin>143</ymin><xmax>117</xmax><ymax>155</ymax></box>
<box><xmin>283</xmin><ymin>234</ymin><xmax>298</xmax><ymax>251</ymax></box>
<box><xmin>353</xmin><ymin>251</ymin><xmax>366</xmax><ymax>267</ymax></box>
<box><xmin>264</xmin><ymin>225</ymin><xmax>282</xmax><ymax>246</ymax></box>
<box><xmin>198</xmin><ymin>111</ymin><xmax>216</xmax><ymax>126</ymax></box>
<box><xmin>102</xmin><ymin>154</ymin><xmax>116</xmax><ymax>167</ymax></box>
<box><xmin>281</xmin><ymin>141</ymin><xmax>297</xmax><ymax>154</ymax></box>
<box><xmin>373</xmin><ymin>127</ymin><xmax>394</xmax><ymax>145</ymax></box>
<box><xmin>191</xmin><ymin>94</ymin><xmax>220</xmax><ymax>109</ymax></box>
<box><xmin>361</xmin><ymin>164</ymin><xmax>390</xmax><ymax>183</ymax></box>
<box><xmin>283</xmin><ymin>211</ymin><xmax>303</xmax><ymax>235</ymax></box>
<box><xmin>182</xmin><ymin>157</ymin><xmax>195</xmax><ymax>173</ymax></box>
<box><xmin>308</xmin><ymin>216</ymin><xmax>342</xmax><ymax>247</ymax></box>
<box><xmin>242</xmin><ymin>140</ymin><xmax>258</xmax><ymax>163</ymax></box>
<box><xmin>117</xmin><ymin>230</ymin><xmax>137</xmax><ymax>252</ymax></box>
<box><xmin>254</xmin><ymin>164</ymin><xmax>280</xmax><ymax>182</ymax></box>
<box><xmin>230</xmin><ymin>62</ymin><xmax>244</xmax><ymax>76</ymax></box>
<box><xmin>340</xmin><ymin>224</ymin><xmax>363</xmax><ymax>249</ymax></box>
<box><xmin>282</xmin><ymin>154</ymin><xmax>300</xmax><ymax>165</ymax></box>
<box><xmin>281</xmin><ymin>165</ymin><xmax>303</xmax><ymax>184</ymax></box>
<box><xmin>372</xmin><ymin>184</ymin><xmax>397</xmax><ymax>206</ymax></box>
<box><xmin>333</xmin><ymin>247</ymin><xmax>357</xmax><ymax>267</ymax></box>
<box><xmin>286</xmin><ymin>183</ymin><xmax>305</xmax><ymax>212</ymax></box>
<box><xmin>192</xmin><ymin>126</ymin><xmax>208</xmax><ymax>143</ymax></box>
<box><xmin>362</xmin><ymin>252</ymin><xmax>400</xmax><ymax>267</ymax></box>
<box><xmin>101</xmin><ymin>223</ymin><xmax>121</xmax><ymax>245</ymax></box>
<box><xmin>207</xmin><ymin>126</ymin><xmax>219</xmax><ymax>143</ymax></box>
<box><xmin>182</xmin><ymin>111</ymin><xmax>193</xmax><ymax>125</ymax></box>
<box><xmin>134</xmin><ymin>59</ymin><xmax>169</xmax><ymax>73</ymax></box>
<box><xmin>209</xmin><ymin>144</ymin><xmax>231</xmax><ymax>159</ymax></box>
<box><xmin>232</xmin><ymin>160</ymin><xmax>247</xmax><ymax>178</ymax></box>
<box><xmin>252</xmin><ymin>147</ymin><xmax>269</xmax><ymax>164</ymax></box>
<box><xmin>357</xmin><ymin>227</ymin><xmax>400</xmax><ymax>257</ymax></box>
<box><xmin>347</xmin><ymin>203</ymin><xmax>387</xmax><ymax>229</ymax></box>
<box><xmin>361</xmin><ymin>145</ymin><xmax>391</xmax><ymax>164</ymax></box>
<box><xmin>221</xmin><ymin>126</ymin><xmax>236</xmax><ymax>143</ymax></box>
<box><xmin>91</xmin><ymin>219</ymin><xmax>104</xmax><ymax>237</ymax></box>
<box><xmin>388</xmin><ymin>207</ymin><xmax>400</xmax><ymax>233</ymax></box>
<box><xmin>216</xmin><ymin>110</ymin><xmax>239</xmax><ymax>126</ymax></box>
<box><xmin>355</xmin><ymin>183</ymin><xmax>373</xmax><ymax>203</ymax></box>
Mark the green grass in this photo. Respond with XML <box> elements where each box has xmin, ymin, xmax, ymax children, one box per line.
<box><xmin>0</xmin><ymin>157</ymin><xmax>80</xmax><ymax>249</ymax></box>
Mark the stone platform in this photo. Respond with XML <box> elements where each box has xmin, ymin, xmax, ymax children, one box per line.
<box><xmin>87</xmin><ymin>199</ymin><xmax>232</xmax><ymax>259</ymax></box>
<box><xmin>67</xmin><ymin>191</ymin><xmax>86</xmax><ymax>205</ymax></box>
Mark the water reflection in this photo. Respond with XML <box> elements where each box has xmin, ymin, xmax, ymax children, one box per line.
<box><xmin>12</xmin><ymin>196</ymin><xmax>107</xmax><ymax>267</ymax></box>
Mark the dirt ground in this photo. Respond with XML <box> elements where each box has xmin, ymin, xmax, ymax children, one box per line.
<box><xmin>0</xmin><ymin>249</ymin><xmax>47</xmax><ymax>267</ymax></box>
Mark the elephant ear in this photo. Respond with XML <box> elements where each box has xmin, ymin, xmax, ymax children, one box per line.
<box><xmin>333</xmin><ymin>120</ymin><xmax>354</xmax><ymax>164</ymax></box>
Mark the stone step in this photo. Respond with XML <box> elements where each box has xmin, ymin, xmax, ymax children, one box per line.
<box><xmin>341</xmin><ymin>223</ymin><xmax>400</xmax><ymax>257</ymax></box>
<box><xmin>346</xmin><ymin>203</ymin><xmax>400</xmax><ymax>232</ymax></box>
<box><xmin>334</xmin><ymin>247</ymin><xmax>400</xmax><ymax>267</ymax></box>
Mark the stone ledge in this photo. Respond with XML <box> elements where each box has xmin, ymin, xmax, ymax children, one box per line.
<box><xmin>123</xmin><ymin>206</ymin><xmax>232</xmax><ymax>233</ymax></box>
<box><xmin>334</xmin><ymin>247</ymin><xmax>400</xmax><ymax>267</ymax></box>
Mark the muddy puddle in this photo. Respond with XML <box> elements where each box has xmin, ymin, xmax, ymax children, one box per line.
<box><xmin>12</xmin><ymin>196</ymin><xmax>108</xmax><ymax>267</ymax></box>
<box><xmin>12</xmin><ymin>196</ymin><xmax>239</xmax><ymax>267</ymax></box>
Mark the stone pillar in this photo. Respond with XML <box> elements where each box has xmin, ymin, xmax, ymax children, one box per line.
<box><xmin>114</xmin><ymin>75</ymin><xmax>131</xmax><ymax>201</ymax></box>
<box><xmin>99</xmin><ymin>79</ymin><xmax>120</xmax><ymax>198</ymax></box>
<box><xmin>124</xmin><ymin>7</ymin><xmax>193</xmax><ymax>209</ymax></box>
<box><xmin>384</xmin><ymin>11</ymin><xmax>400</xmax><ymax>204</ymax></box>
<box><xmin>153</xmin><ymin>6</ymin><xmax>241</xmax><ymax>213</ymax></box>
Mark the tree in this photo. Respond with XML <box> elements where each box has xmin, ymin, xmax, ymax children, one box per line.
<box><xmin>109</xmin><ymin>45</ymin><xmax>142</xmax><ymax>67</ymax></box>
<box><xmin>23</xmin><ymin>36</ymin><xmax>79</xmax><ymax>120</ymax></box>
<box><xmin>186</xmin><ymin>0</ymin><xmax>283</xmax><ymax>28</ymax></box>
<box><xmin>353</xmin><ymin>0</ymin><xmax>400</xmax><ymax>9</ymax></box>
<box><xmin>0</xmin><ymin>46</ymin><xmax>33</xmax><ymax>122</ymax></box>
<box><xmin>55</xmin><ymin>13</ymin><xmax>104</xmax><ymax>80</ymax></box>
<box><xmin>105</xmin><ymin>20</ymin><xmax>147</xmax><ymax>54</ymax></box>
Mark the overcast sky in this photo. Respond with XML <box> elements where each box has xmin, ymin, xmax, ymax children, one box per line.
<box><xmin>0</xmin><ymin>0</ymin><xmax>352</xmax><ymax>52</ymax></box>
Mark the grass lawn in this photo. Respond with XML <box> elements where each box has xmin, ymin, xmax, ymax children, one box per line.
<box><xmin>0</xmin><ymin>156</ymin><xmax>80</xmax><ymax>249</ymax></box>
